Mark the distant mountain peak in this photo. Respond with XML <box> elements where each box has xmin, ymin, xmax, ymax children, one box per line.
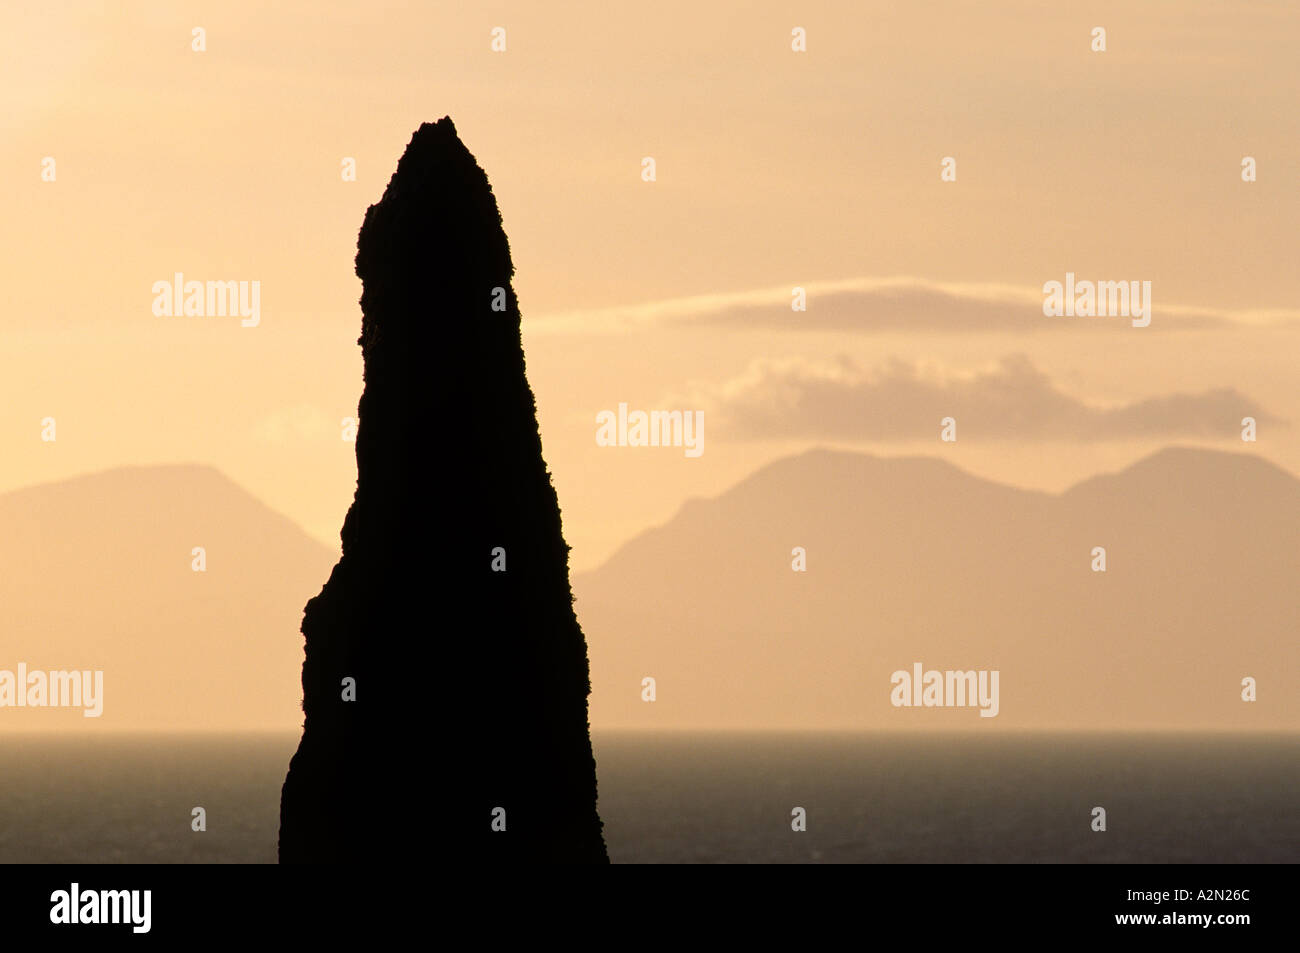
<box><xmin>575</xmin><ymin>443</ymin><xmax>1299</xmax><ymax>731</ymax></box>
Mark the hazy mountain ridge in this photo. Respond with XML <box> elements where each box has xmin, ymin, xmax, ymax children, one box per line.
<box><xmin>0</xmin><ymin>465</ymin><xmax>338</xmax><ymax>730</ymax></box>
<box><xmin>574</xmin><ymin>446</ymin><xmax>1299</xmax><ymax>729</ymax></box>
<box><xmin>3</xmin><ymin>447</ymin><xmax>1294</xmax><ymax>733</ymax></box>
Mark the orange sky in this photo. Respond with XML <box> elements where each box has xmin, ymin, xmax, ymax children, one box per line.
<box><xmin>5</xmin><ymin>0</ymin><xmax>1300</xmax><ymax>570</ymax></box>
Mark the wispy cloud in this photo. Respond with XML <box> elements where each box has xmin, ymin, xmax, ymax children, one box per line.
<box><xmin>691</xmin><ymin>353</ymin><xmax>1285</xmax><ymax>442</ymax></box>
<box><xmin>528</xmin><ymin>276</ymin><xmax>1300</xmax><ymax>335</ymax></box>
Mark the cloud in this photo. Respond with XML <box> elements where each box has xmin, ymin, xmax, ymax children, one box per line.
<box><xmin>528</xmin><ymin>276</ymin><xmax>1300</xmax><ymax>335</ymax></box>
<box><xmin>695</xmin><ymin>354</ymin><xmax>1285</xmax><ymax>442</ymax></box>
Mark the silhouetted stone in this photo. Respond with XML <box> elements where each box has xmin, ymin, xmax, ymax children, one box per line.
<box><xmin>279</xmin><ymin>118</ymin><xmax>607</xmax><ymax>863</ymax></box>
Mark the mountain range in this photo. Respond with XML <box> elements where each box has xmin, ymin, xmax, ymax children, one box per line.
<box><xmin>2</xmin><ymin>447</ymin><xmax>1295</xmax><ymax>731</ymax></box>
<box><xmin>573</xmin><ymin>446</ymin><xmax>1298</xmax><ymax>729</ymax></box>
<box><xmin>0</xmin><ymin>465</ymin><xmax>335</xmax><ymax>730</ymax></box>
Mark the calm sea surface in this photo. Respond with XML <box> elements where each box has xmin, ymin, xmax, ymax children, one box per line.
<box><xmin>0</xmin><ymin>732</ymin><xmax>1294</xmax><ymax>863</ymax></box>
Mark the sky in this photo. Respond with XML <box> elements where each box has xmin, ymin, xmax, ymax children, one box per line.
<box><xmin>4</xmin><ymin>0</ymin><xmax>1300</xmax><ymax>570</ymax></box>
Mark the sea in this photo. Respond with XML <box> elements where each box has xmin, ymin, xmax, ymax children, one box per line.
<box><xmin>0</xmin><ymin>732</ymin><xmax>1294</xmax><ymax>863</ymax></box>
